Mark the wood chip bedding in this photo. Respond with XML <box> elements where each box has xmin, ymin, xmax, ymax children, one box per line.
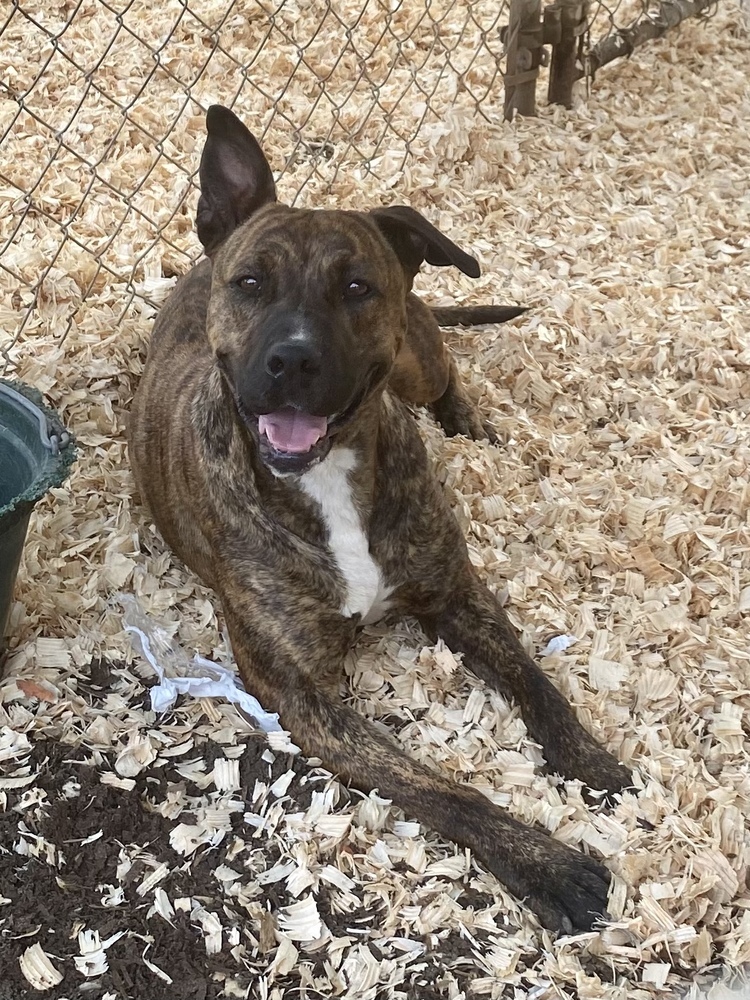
<box><xmin>0</xmin><ymin>1</ymin><xmax>748</xmax><ymax>996</ymax></box>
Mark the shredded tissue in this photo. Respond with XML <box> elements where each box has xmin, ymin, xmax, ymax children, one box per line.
<box><xmin>119</xmin><ymin>594</ymin><xmax>282</xmax><ymax>733</ymax></box>
<box><xmin>540</xmin><ymin>634</ymin><xmax>578</xmax><ymax>657</ymax></box>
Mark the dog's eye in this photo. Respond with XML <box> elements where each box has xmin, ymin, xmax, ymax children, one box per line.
<box><xmin>344</xmin><ymin>280</ymin><xmax>371</xmax><ymax>300</ymax></box>
<box><xmin>236</xmin><ymin>275</ymin><xmax>261</xmax><ymax>295</ymax></box>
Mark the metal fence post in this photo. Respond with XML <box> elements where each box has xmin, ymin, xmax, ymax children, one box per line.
<box><xmin>577</xmin><ymin>0</ymin><xmax>716</xmax><ymax>82</ymax></box>
<box><xmin>503</xmin><ymin>0</ymin><xmax>544</xmax><ymax>120</ymax></box>
<box><xmin>547</xmin><ymin>0</ymin><xmax>589</xmax><ymax>108</ymax></box>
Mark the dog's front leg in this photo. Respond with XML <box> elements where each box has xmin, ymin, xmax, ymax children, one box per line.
<box><xmin>421</xmin><ymin>568</ymin><xmax>631</xmax><ymax>797</ymax></box>
<box><xmin>222</xmin><ymin>602</ymin><xmax>612</xmax><ymax>933</ymax></box>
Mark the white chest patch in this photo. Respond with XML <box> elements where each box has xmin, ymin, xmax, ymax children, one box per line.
<box><xmin>300</xmin><ymin>447</ymin><xmax>392</xmax><ymax>624</ymax></box>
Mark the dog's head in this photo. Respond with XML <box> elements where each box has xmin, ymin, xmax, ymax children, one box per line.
<box><xmin>198</xmin><ymin>105</ymin><xmax>482</xmax><ymax>475</ymax></box>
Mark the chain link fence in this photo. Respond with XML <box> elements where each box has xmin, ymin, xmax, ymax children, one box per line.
<box><xmin>0</xmin><ymin>0</ymin><xmax>721</xmax><ymax>373</ymax></box>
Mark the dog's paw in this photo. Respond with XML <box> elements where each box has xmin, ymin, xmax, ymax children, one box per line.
<box><xmin>485</xmin><ymin>836</ymin><xmax>612</xmax><ymax>934</ymax></box>
<box><xmin>529</xmin><ymin>849</ymin><xmax>612</xmax><ymax>934</ymax></box>
<box><xmin>579</xmin><ymin>752</ymin><xmax>633</xmax><ymax>804</ymax></box>
<box><xmin>432</xmin><ymin>396</ymin><xmax>488</xmax><ymax>442</ymax></box>
<box><xmin>482</xmin><ymin>421</ymin><xmax>499</xmax><ymax>445</ymax></box>
<box><xmin>546</xmin><ymin>737</ymin><xmax>633</xmax><ymax>803</ymax></box>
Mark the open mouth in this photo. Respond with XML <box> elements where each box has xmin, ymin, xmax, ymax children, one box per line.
<box><xmin>256</xmin><ymin>407</ymin><xmax>333</xmax><ymax>474</ymax></box>
<box><xmin>227</xmin><ymin>363</ymin><xmax>387</xmax><ymax>476</ymax></box>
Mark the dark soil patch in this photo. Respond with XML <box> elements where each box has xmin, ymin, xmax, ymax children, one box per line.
<box><xmin>1</xmin><ymin>727</ymin><xmax>506</xmax><ymax>998</ymax></box>
<box><xmin>0</xmin><ymin>734</ymin><xmax>319</xmax><ymax>999</ymax></box>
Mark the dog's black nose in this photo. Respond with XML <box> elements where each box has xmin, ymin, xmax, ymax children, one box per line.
<box><xmin>265</xmin><ymin>341</ymin><xmax>322</xmax><ymax>379</ymax></box>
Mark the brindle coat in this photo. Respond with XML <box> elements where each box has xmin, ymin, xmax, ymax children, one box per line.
<box><xmin>129</xmin><ymin>106</ymin><xmax>631</xmax><ymax>934</ymax></box>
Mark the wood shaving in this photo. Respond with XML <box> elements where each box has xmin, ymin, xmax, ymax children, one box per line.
<box><xmin>1</xmin><ymin>0</ymin><xmax>748</xmax><ymax>996</ymax></box>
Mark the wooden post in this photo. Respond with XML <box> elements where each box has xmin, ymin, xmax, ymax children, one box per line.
<box><xmin>503</xmin><ymin>0</ymin><xmax>544</xmax><ymax>120</ymax></box>
<box><xmin>547</xmin><ymin>0</ymin><xmax>588</xmax><ymax>108</ymax></box>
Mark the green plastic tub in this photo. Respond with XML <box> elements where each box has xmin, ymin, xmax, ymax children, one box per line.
<box><xmin>0</xmin><ymin>379</ymin><xmax>76</xmax><ymax>656</ymax></box>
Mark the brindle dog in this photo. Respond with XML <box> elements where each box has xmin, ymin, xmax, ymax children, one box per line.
<box><xmin>129</xmin><ymin>105</ymin><xmax>631</xmax><ymax>933</ymax></box>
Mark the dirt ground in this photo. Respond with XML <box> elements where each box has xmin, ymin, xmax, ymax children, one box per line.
<box><xmin>1</xmin><ymin>0</ymin><xmax>750</xmax><ymax>998</ymax></box>
<box><xmin>2</xmin><ymin>721</ymin><xmax>500</xmax><ymax>999</ymax></box>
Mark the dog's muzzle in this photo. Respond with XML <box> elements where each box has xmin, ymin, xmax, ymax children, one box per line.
<box><xmin>221</xmin><ymin>360</ymin><xmax>389</xmax><ymax>476</ymax></box>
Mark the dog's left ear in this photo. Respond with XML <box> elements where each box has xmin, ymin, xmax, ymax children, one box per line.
<box><xmin>197</xmin><ymin>105</ymin><xmax>277</xmax><ymax>256</ymax></box>
<box><xmin>370</xmin><ymin>205</ymin><xmax>481</xmax><ymax>287</ymax></box>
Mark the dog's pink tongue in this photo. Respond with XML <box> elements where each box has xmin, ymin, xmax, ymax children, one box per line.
<box><xmin>258</xmin><ymin>408</ymin><xmax>328</xmax><ymax>453</ymax></box>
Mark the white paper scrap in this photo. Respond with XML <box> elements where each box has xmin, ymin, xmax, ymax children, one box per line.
<box><xmin>540</xmin><ymin>634</ymin><xmax>578</xmax><ymax>657</ymax></box>
<box><xmin>119</xmin><ymin>595</ymin><xmax>282</xmax><ymax>733</ymax></box>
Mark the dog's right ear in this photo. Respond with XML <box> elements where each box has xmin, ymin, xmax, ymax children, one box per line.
<box><xmin>196</xmin><ymin>105</ymin><xmax>277</xmax><ymax>255</ymax></box>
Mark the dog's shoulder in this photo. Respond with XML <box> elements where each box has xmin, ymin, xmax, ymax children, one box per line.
<box><xmin>150</xmin><ymin>259</ymin><xmax>213</xmax><ymax>355</ymax></box>
<box><xmin>378</xmin><ymin>391</ymin><xmax>430</xmax><ymax>466</ymax></box>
